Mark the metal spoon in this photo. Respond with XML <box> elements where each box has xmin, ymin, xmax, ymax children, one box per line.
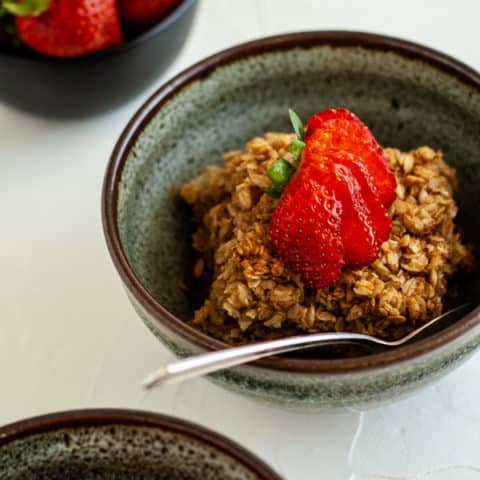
<box><xmin>143</xmin><ymin>304</ymin><xmax>471</xmax><ymax>389</ymax></box>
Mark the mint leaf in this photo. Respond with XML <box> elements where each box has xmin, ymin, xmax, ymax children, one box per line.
<box><xmin>289</xmin><ymin>109</ymin><xmax>305</xmax><ymax>141</ymax></box>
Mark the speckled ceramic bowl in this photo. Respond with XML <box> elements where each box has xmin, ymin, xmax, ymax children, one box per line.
<box><xmin>102</xmin><ymin>31</ymin><xmax>480</xmax><ymax>410</ymax></box>
<box><xmin>0</xmin><ymin>409</ymin><xmax>282</xmax><ymax>479</ymax></box>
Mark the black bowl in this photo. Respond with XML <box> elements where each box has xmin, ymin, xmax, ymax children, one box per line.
<box><xmin>0</xmin><ymin>0</ymin><xmax>197</xmax><ymax>117</ymax></box>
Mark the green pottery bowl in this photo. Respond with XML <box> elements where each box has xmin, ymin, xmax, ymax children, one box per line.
<box><xmin>103</xmin><ymin>32</ymin><xmax>480</xmax><ymax>410</ymax></box>
<box><xmin>0</xmin><ymin>409</ymin><xmax>282</xmax><ymax>479</ymax></box>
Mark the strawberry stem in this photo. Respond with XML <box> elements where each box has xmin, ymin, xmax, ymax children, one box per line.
<box><xmin>266</xmin><ymin>158</ymin><xmax>296</xmax><ymax>198</ymax></box>
<box><xmin>1</xmin><ymin>0</ymin><xmax>50</xmax><ymax>16</ymax></box>
<box><xmin>268</xmin><ymin>158</ymin><xmax>295</xmax><ymax>184</ymax></box>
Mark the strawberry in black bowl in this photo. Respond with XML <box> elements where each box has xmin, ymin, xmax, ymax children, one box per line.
<box><xmin>0</xmin><ymin>0</ymin><xmax>196</xmax><ymax>116</ymax></box>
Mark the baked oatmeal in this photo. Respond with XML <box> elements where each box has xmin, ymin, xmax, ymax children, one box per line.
<box><xmin>180</xmin><ymin>116</ymin><xmax>472</xmax><ymax>344</ymax></box>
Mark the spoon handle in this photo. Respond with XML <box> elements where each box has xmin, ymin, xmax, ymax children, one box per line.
<box><xmin>143</xmin><ymin>304</ymin><xmax>471</xmax><ymax>389</ymax></box>
<box><xmin>143</xmin><ymin>331</ymin><xmax>387</xmax><ymax>388</ymax></box>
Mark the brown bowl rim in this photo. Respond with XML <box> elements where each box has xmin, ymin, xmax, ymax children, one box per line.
<box><xmin>0</xmin><ymin>408</ymin><xmax>282</xmax><ymax>479</ymax></box>
<box><xmin>102</xmin><ymin>30</ymin><xmax>480</xmax><ymax>374</ymax></box>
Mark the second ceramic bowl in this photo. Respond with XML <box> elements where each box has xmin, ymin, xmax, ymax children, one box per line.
<box><xmin>103</xmin><ymin>31</ymin><xmax>480</xmax><ymax>410</ymax></box>
<box><xmin>0</xmin><ymin>409</ymin><xmax>281</xmax><ymax>479</ymax></box>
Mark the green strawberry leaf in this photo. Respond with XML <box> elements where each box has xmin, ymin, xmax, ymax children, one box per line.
<box><xmin>267</xmin><ymin>158</ymin><xmax>295</xmax><ymax>185</ymax></box>
<box><xmin>2</xmin><ymin>0</ymin><xmax>50</xmax><ymax>16</ymax></box>
<box><xmin>264</xmin><ymin>110</ymin><xmax>306</xmax><ymax>199</ymax></box>
<box><xmin>289</xmin><ymin>109</ymin><xmax>305</xmax><ymax>141</ymax></box>
<box><xmin>286</xmin><ymin>138</ymin><xmax>305</xmax><ymax>167</ymax></box>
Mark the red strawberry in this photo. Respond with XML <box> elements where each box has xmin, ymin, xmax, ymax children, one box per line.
<box><xmin>5</xmin><ymin>0</ymin><xmax>123</xmax><ymax>58</ymax></box>
<box><xmin>269</xmin><ymin>109</ymin><xmax>396</xmax><ymax>288</ymax></box>
<box><xmin>270</xmin><ymin>163</ymin><xmax>345</xmax><ymax>288</ymax></box>
<box><xmin>306</xmin><ymin>109</ymin><xmax>397</xmax><ymax>208</ymax></box>
<box><xmin>330</xmin><ymin>156</ymin><xmax>391</xmax><ymax>265</ymax></box>
<box><xmin>118</xmin><ymin>0</ymin><xmax>182</xmax><ymax>31</ymax></box>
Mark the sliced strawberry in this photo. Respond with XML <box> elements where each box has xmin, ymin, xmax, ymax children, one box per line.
<box><xmin>304</xmin><ymin>132</ymin><xmax>391</xmax><ymax>266</ymax></box>
<box><xmin>270</xmin><ymin>162</ymin><xmax>345</xmax><ymax>288</ymax></box>
<box><xmin>332</xmin><ymin>156</ymin><xmax>391</xmax><ymax>265</ymax></box>
<box><xmin>306</xmin><ymin>108</ymin><xmax>397</xmax><ymax>207</ymax></box>
<box><xmin>269</xmin><ymin>108</ymin><xmax>396</xmax><ymax>288</ymax></box>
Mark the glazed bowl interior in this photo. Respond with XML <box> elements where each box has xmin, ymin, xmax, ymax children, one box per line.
<box><xmin>106</xmin><ymin>32</ymin><xmax>480</xmax><ymax>363</ymax></box>
<box><xmin>0</xmin><ymin>410</ymin><xmax>280</xmax><ymax>479</ymax></box>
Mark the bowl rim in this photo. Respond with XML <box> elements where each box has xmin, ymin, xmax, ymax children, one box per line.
<box><xmin>102</xmin><ymin>30</ymin><xmax>480</xmax><ymax>374</ymax></box>
<box><xmin>0</xmin><ymin>408</ymin><xmax>282</xmax><ymax>479</ymax></box>
<box><xmin>0</xmin><ymin>0</ymin><xmax>196</xmax><ymax>64</ymax></box>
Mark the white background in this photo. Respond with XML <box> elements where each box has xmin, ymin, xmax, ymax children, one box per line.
<box><xmin>2</xmin><ymin>1</ymin><xmax>480</xmax><ymax>479</ymax></box>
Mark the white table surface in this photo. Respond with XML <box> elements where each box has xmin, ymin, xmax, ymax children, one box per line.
<box><xmin>2</xmin><ymin>1</ymin><xmax>480</xmax><ymax>479</ymax></box>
